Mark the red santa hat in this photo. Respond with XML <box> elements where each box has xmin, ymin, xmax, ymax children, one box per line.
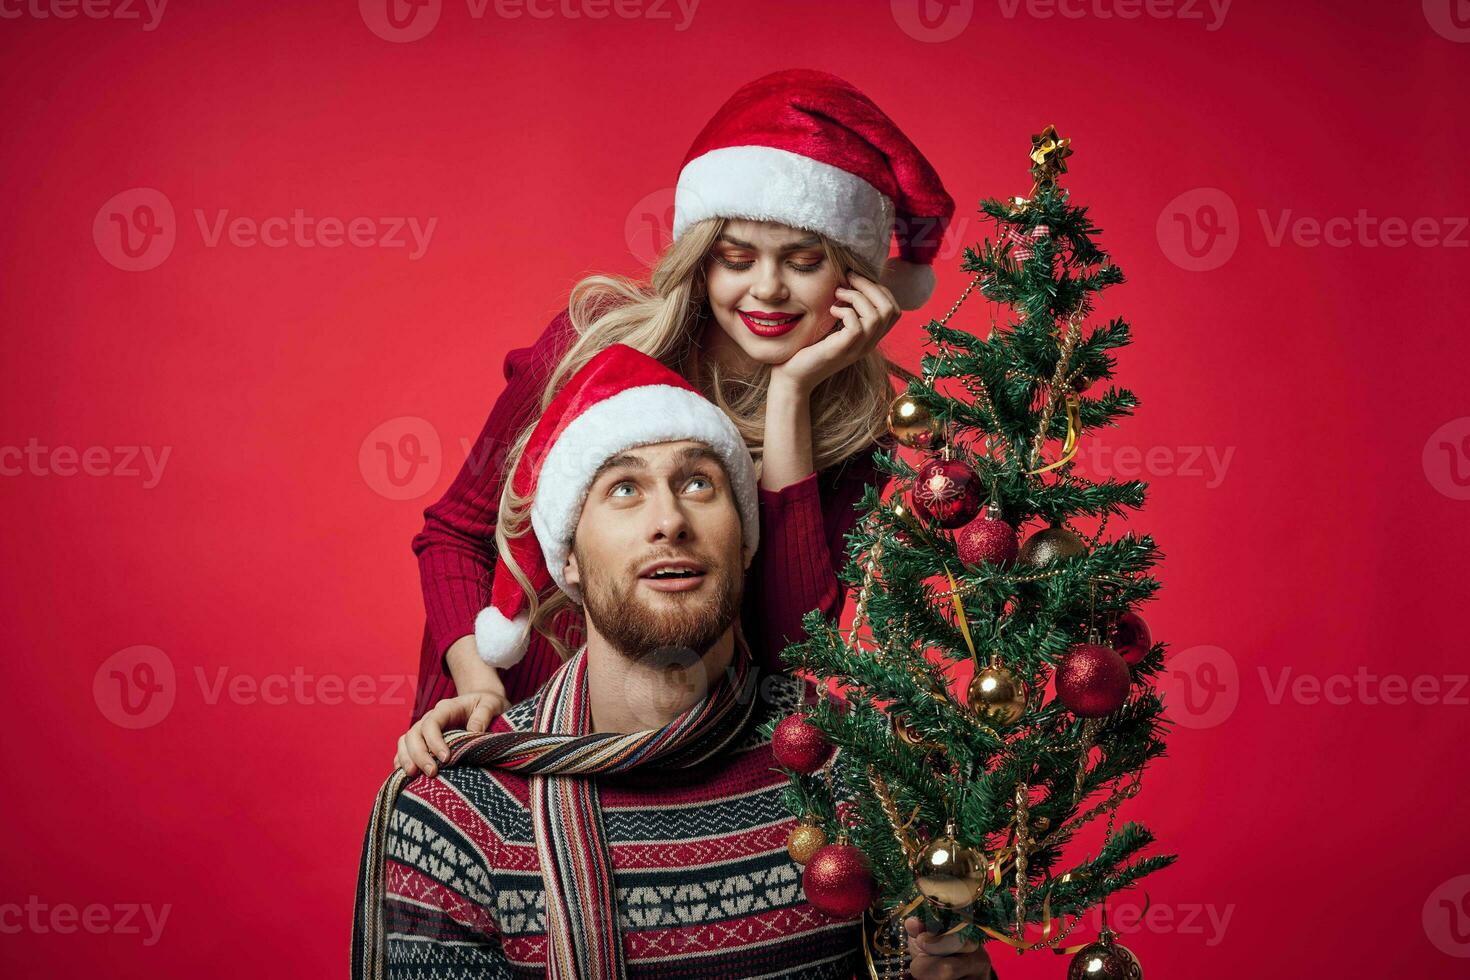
<box><xmin>474</xmin><ymin>344</ymin><xmax>760</xmax><ymax>668</ymax></box>
<box><xmin>672</xmin><ymin>68</ymin><xmax>955</xmax><ymax>311</ymax></box>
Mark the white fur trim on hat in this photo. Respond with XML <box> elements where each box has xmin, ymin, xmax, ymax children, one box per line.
<box><xmin>674</xmin><ymin>144</ymin><xmax>896</xmax><ymax>272</ymax></box>
<box><xmin>881</xmin><ymin>256</ymin><xmax>938</xmax><ymax>310</ymax></box>
<box><xmin>529</xmin><ymin>383</ymin><xmax>760</xmax><ymax>605</ymax></box>
<box><xmin>474</xmin><ymin>604</ymin><xmax>531</xmax><ymax>669</ymax></box>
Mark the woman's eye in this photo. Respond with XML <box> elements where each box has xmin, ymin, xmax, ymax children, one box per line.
<box><xmin>713</xmin><ymin>253</ymin><xmax>823</xmax><ymax>274</ymax></box>
<box><xmin>714</xmin><ymin>253</ymin><xmax>753</xmax><ymax>271</ymax></box>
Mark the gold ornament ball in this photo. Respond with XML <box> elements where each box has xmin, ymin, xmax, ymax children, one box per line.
<box><xmin>1067</xmin><ymin>930</ymin><xmax>1143</xmax><ymax>979</ymax></box>
<box><xmin>967</xmin><ymin>664</ymin><xmax>1026</xmax><ymax>726</ymax></box>
<box><xmin>887</xmin><ymin>393</ymin><xmax>945</xmax><ymax>450</ymax></box>
<box><xmin>1017</xmin><ymin>524</ymin><xmax>1088</xmax><ymax>567</ymax></box>
<box><xmin>787</xmin><ymin>817</ymin><xmax>828</xmax><ymax>866</ymax></box>
<box><xmin>912</xmin><ymin>830</ymin><xmax>986</xmax><ymax>910</ymax></box>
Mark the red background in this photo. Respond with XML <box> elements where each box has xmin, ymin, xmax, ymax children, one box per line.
<box><xmin>2</xmin><ymin>1</ymin><xmax>1468</xmax><ymax>976</ymax></box>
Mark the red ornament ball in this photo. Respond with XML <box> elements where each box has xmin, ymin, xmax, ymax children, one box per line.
<box><xmin>802</xmin><ymin>840</ymin><xmax>878</xmax><ymax>918</ymax></box>
<box><xmin>772</xmin><ymin>713</ymin><xmax>831</xmax><ymax>774</ymax></box>
<box><xmin>1112</xmin><ymin>611</ymin><xmax>1153</xmax><ymax>665</ymax></box>
<box><xmin>909</xmin><ymin>458</ymin><xmax>985</xmax><ymax>529</ymax></box>
<box><xmin>1056</xmin><ymin>643</ymin><xmax>1132</xmax><ymax>717</ymax></box>
<box><xmin>956</xmin><ymin>503</ymin><xmax>1019</xmax><ymax>567</ymax></box>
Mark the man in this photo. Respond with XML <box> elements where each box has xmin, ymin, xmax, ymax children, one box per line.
<box><xmin>353</xmin><ymin>345</ymin><xmax>995</xmax><ymax>979</ymax></box>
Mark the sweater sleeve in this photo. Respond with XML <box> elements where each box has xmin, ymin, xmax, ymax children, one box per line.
<box><xmin>745</xmin><ymin>445</ymin><xmax>890</xmax><ymax>676</ymax></box>
<box><xmin>411</xmin><ymin>308</ymin><xmax>576</xmax><ymax>698</ymax></box>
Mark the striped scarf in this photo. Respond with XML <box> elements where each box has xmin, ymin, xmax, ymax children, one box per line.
<box><xmin>353</xmin><ymin>632</ymin><xmax>760</xmax><ymax>979</ymax></box>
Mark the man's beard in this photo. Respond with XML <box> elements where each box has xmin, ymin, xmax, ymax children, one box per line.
<box><xmin>578</xmin><ymin>551</ymin><xmax>744</xmax><ymax>665</ymax></box>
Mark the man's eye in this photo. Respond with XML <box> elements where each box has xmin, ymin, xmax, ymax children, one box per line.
<box><xmin>610</xmin><ymin>482</ymin><xmax>636</xmax><ymax>497</ymax></box>
<box><xmin>685</xmin><ymin>476</ymin><xmax>713</xmax><ymax>492</ymax></box>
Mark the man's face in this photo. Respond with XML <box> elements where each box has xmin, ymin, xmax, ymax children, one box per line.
<box><xmin>563</xmin><ymin>440</ymin><xmax>748</xmax><ymax>662</ymax></box>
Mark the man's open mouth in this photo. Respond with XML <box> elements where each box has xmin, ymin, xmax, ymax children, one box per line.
<box><xmin>638</xmin><ymin>562</ymin><xmax>709</xmax><ymax>591</ymax></box>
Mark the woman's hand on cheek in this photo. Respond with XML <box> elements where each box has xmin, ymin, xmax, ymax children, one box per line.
<box><xmin>768</xmin><ymin>272</ymin><xmax>900</xmax><ymax>396</ymax></box>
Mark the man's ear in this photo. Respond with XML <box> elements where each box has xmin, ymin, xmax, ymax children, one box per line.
<box><xmin>564</xmin><ymin>547</ymin><xmax>580</xmax><ymax>590</ymax></box>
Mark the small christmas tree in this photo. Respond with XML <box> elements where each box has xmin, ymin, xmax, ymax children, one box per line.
<box><xmin>763</xmin><ymin>126</ymin><xmax>1175</xmax><ymax>977</ymax></box>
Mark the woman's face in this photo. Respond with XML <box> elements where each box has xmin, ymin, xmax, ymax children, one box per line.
<box><xmin>702</xmin><ymin>219</ymin><xmax>845</xmax><ymax>367</ymax></box>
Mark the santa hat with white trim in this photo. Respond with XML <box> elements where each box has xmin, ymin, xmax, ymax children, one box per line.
<box><xmin>474</xmin><ymin>343</ymin><xmax>760</xmax><ymax>669</ymax></box>
<box><xmin>672</xmin><ymin>68</ymin><xmax>955</xmax><ymax>311</ymax></box>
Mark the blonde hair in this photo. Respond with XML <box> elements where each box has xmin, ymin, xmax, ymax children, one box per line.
<box><xmin>492</xmin><ymin>217</ymin><xmax>909</xmax><ymax>660</ymax></box>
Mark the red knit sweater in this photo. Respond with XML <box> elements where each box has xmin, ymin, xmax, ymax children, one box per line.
<box><xmin>409</xmin><ymin>308</ymin><xmax>892</xmax><ymax>720</ymax></box>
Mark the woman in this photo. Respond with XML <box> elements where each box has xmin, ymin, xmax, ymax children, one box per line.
<box><xmin>397</xmin><ymin>67</ymin><xmax>955</xmax><ymax>775</ymax></box>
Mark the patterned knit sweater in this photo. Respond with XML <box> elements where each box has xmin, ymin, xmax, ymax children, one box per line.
<box><xmin>361</xmin><ymin>670</ymin><xmax>912</xmax><ymax>979</ymax></box>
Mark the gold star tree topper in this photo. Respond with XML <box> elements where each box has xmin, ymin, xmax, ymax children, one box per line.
<box><xmin>1028</xmin><ymin>124</ymin><xmax>1073</xmax><ymax>185</ymax></box>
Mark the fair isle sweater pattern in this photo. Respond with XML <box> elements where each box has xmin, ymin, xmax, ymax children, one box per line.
<box><xmin>362</xmin><ymin>671</ymin><xmax>887</xmax><ymax>979</ymax></box>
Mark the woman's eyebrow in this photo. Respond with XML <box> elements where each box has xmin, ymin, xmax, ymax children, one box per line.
<box><xmin>716</xmin><ymin>233</ymin><xmax>821</xmax><ymax>252</ymax></box>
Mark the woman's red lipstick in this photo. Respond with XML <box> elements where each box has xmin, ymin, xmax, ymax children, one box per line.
<box><xmin>738</xmin><ymin>310</ymin><xmax>802</xmax><ymax>337</ymax></box>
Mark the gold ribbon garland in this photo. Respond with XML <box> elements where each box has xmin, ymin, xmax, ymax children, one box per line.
<box><xmin>941</xmin><ymin>562</ymin><xmax>979</xmax><ymax>664</ymax></box>
<box><xmin>1024</xmin><ymin>391</ymin><xmax>1081</xmax><ymax>475</ymax></box>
